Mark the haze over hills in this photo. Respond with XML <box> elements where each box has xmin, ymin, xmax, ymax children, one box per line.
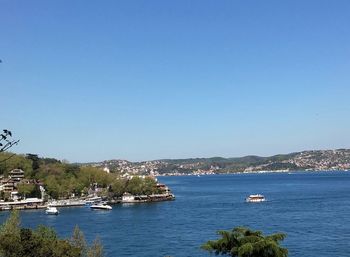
<box><xmin>84</xmin><ymin>148</ymin><xmax>350</xmax><ymax>176</ymax></box>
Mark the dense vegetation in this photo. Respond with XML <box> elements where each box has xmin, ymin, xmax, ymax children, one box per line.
<box><xmin>0</xmin><ymin>211</ymin><xmax>104</xmax><ymax>257</ymax></box>
<box><xmin>202</xmin><ymin>227</ymin><xmax>288</xmax><ymax>257</ymax></box>
<box><xmin>0</xmin><ymin>152</ymin><xmax>160</xmax><ymax>200</ymax></box>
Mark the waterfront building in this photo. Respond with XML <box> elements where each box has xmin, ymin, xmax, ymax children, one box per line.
<box><xmin>122</xmin><ymin>192</ymin><xmax>135</xmax><ymax>202</ymax></box>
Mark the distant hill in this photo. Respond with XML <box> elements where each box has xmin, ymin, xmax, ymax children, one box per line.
<box><xmin>84</xmin><ymin>149</ymin><xmax>350</xmax><ymax>175</ymax></box>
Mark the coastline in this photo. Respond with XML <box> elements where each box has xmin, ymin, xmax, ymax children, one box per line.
<box><xmin>157</xmin><ymin>169</ymin><xmax>350</xmax><ymax>177</ymax></box>
<box><xmin>0</xmin><ymin>192</ymin><xmax>175</xmax><ymax>212</ymax></box>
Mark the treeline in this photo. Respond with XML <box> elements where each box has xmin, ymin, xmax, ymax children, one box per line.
<box><xmin>0</xmin><ymin>211</ymin><xmax>104</xmax><ymax>257</ymax></box>
<box><xmin>0</xmin><ymin>152</ymin><xmax>161</xmax><ymax>200</ymax></box>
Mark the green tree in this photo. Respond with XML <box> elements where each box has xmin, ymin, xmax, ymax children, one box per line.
<box><xmin>110</xmin><ymin>178</ymin><xmax>127</xmax><ymax>197</ymax></box>
<box><xmin>17</xmin><ymin>183</ymin><xmax>36</xmax><ymax>198</ymax></box>
<box><xmin>26</xmin><ymin>154</ymin><xmax>40</xmax><ymax>177</ymax></box>
<box><xmin>201</xmin><ymin>227</ymin><xmax>288</xmax><ymax>257</ymax></box>
<box><xmin>0</xmin><ymin>210</ymin><xmax>22</xmax><ymax>257</ymax></box>
<box><xmin>126</xmin><ymin>176</ymin><xmax>143</xmax><ymax>195</ymax></box>
<box><xmin>0</xmin><ymin>153</ymin><xmax>33</xmax><ymax>177</ymax></box>
<box><xmin>45</xmin><ymin>175</ymin><xmax>61</xmax><ymax>199</ymax></box>
<box><xmin>142</xmin><ymin>177</ymin><xmax>157</xmax><ymax>195</ymax></box>
<box><xmin>0</xmin><ymin>211</ymin><xmax>105</xmax><ymax>257</ymax></box>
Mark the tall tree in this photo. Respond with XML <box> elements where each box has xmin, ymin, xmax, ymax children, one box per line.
<box><xmin>17</xmin><ymin>183</ymin><xmax>36</xmax><ymax>199</ymax></box>
<box><xmin>110</xmin><ymin>178</ymin><xmax>127</xmax><ymax>197</ymax></box>
<box><xmin>26</xmin><ymin>154</ymin><xmax>40</xmax><ymax>171</ymax></box>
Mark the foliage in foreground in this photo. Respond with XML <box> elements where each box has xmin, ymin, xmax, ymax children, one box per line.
<box><xmin>0</xmin><ymin>211</ymin><xmax>104</xmax><ymax>257</ymax></box>
<box><xmin>202</xmin><ymin>227</ymin><xmax>288</xmax><ymax>257</ymax></box>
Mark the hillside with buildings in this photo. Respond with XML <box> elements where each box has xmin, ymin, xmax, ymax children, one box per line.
<box><xmin>86</xmin><ymin>149</ymin><xmax>350</xmax><ymax>176</ymax></box>
<box><xmin>0</xmin><ymin>153</ymin><xmax>174</xmax><ymax>208</ymax></box>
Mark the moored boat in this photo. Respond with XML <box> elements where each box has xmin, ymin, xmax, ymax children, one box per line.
<box><xmin>246</xmin><ymin>194</ymin><xmax>266</xmax><ymax>203</ymax></box>
<box><xmin>90</xmin><ymin>203</ymin><xmax>112</xmax><ymax>210</ymax></box>
<box><xmin>45</xmin><ymin>206</ymin><xmax>59</xmax><ymax>215</ymax></box>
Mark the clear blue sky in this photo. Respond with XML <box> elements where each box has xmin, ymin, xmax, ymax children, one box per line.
<box><xmin>1</xmin><ymin>0</ymin><xmax>350</xmax><ymax>162</ymax></box>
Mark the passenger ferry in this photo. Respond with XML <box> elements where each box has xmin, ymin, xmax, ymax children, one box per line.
<box><xmin>245</xmin><ymin>194</ymin><xmax>266</xmax><ymax>203</ymax></box>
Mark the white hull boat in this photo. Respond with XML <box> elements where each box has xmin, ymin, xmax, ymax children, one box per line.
<box><xmin>90</xmin><ymin>203</ymin><xmax>112</xmax><ymax>210</ymax></box>
<box><xmin>246</xmin><ymin>194</ymin><xmax>266</xmax><ymax>203</ymax></box>
<box><xmin>46</xmin><ymin>206</ymin><xmax>59</xmax><ymax>215</ymax></box>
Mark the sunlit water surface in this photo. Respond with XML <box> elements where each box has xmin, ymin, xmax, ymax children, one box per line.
<box><xmin>1</xmin><ymin>172</ymin><xmax>349</xmax><ymax>257</ymax></box>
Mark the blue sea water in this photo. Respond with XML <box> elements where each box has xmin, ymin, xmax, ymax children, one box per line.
<box><xmin>1</xmin><ymin>171</ymin><xmax>350</xmax><ymax>257</ymax></box>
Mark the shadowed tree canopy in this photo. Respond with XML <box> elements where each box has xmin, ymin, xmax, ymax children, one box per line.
<box><xmin>201</xmin><ymin>227</ymin><xmax>288</xmax><ymax>257</ymax></box>
<box><xmin>26</xmin><ymin>154</ymin><xmax>40</xmax><ymax>171</ymax></box>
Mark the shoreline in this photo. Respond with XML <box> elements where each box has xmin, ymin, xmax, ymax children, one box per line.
<box><xmin>157</xmin><ymin>169</ymin><xmax>350</xmax><ymax>177</ymax></box>
<box><xmin>0</xmin><ymin>193</ymin><xmax>175</xmax><ymax>212</ymax></box>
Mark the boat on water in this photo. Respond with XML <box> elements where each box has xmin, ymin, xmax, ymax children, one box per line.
<box><xmin>48</xmin><ymin>199</ymin><xmax>85</xmax><ymax>207</ymax></box>
<box><xmin>246</xmin><ymin>194</ymin><xmax>266</xmax><ymax>203</ymax></box>
<box><xmin>45</xmin><ymin>206</ymin><xmax>59</xmax><ymax>215</ymax></box>
<box><xmin>84</xmin><ymin>196</ymin><xmax>103</xmax><ymax>206</ymax></box>
<box><xmin>90</xmin><ymin>202</ymin><xmax>112</xmax><ymax>210</ymax></box>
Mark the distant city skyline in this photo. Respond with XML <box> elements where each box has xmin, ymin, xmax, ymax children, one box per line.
<box><xmin>1</xmin><ymin>1</ymin><xmax>350</xmax><ymax>162</ymax></box>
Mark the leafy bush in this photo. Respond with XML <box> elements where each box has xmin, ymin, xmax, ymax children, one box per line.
<box><xmin>202</xmin><ymin>227</ymin><xmax>288</xmax><ymax>257</ymax></box>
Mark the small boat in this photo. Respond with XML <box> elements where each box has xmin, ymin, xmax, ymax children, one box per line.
<box><xmin>246</xmin><ymin>194</ymin><xmax>266</xmax><ymax>203</ymax></box>
<box><xmin>90</xmin><ymin>203</ymin><xmax>112</xmax><ymax>210</ymax></box>
<box><xmin>45</xmin><ymin>206</ymin><xmax>59</xmax><ymax>215</ymax></box>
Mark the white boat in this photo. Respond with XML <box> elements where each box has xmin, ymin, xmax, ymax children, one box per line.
<box><xmin>84</xmin><ymin>196</ymin><xmax>102</xmax><ymax>206</ymax></box>
<box><xmin>90</xmin><ymin>203</ymin><xmax>112</xmax><ymax>210</ymax></box>
<box><xmin>246</xmin><ymin>194</ymin><xmax>266</xmax><ymax>203</ymax></box>
<box><xmin>45</xmin><ymin>206</ymin><xmax>59</xmax><ymax>215</ymax></box>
